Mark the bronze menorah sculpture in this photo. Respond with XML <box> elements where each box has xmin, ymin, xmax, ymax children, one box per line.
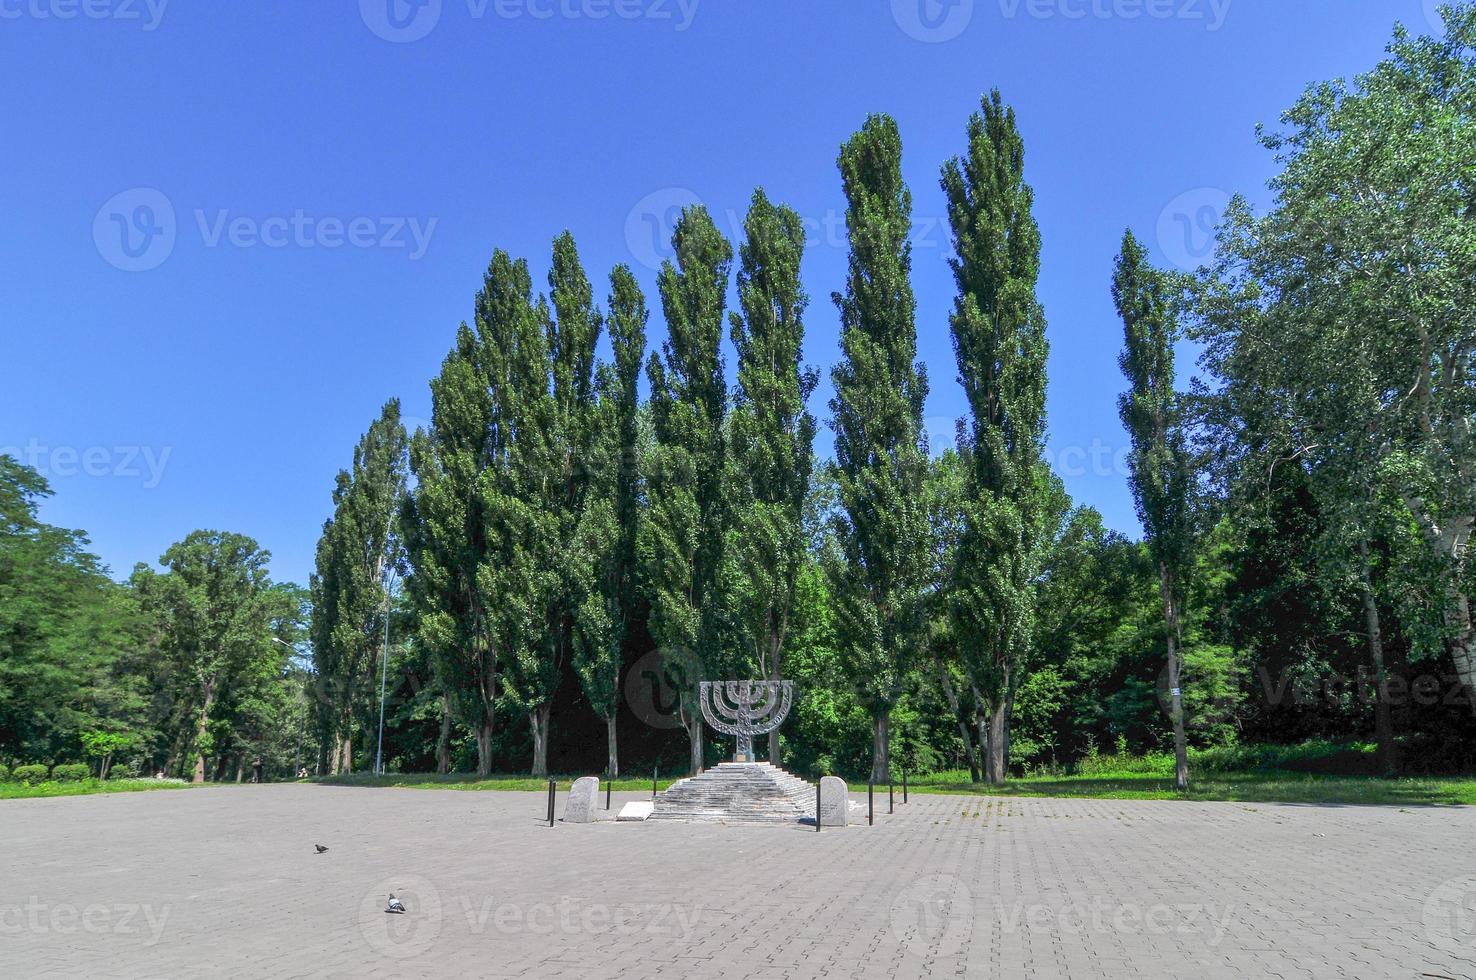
<box><xmin>699</xmin><ymin>680</ymin><xmax>795</xmax><ymax>763</ymax></box>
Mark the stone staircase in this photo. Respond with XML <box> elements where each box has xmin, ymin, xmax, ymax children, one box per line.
<box><xmin>648</xmin><ymin>762</ymin><xmax>817</xmax><ymax>825</ymax></box>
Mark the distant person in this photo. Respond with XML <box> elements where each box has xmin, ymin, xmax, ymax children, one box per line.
<box><xmin>252</xmin><ymin>757</ymin><xmax>263</xmax><ymax>784</ymax></box>
<box><xmin>297</xmin><ymin>767</ymin><xmax>309</xmax><ymax>780</ymax></box>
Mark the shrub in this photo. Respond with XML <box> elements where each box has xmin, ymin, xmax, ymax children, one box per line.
<box><xmin>0</xmin><ymin>763</ymin><xmax>9</xmax><ymax>782</ymax></box>
<box><xmin>13</xmin><ymin>764</ymin><xmax>49</xmax><ymax>783</ymax></box>
<box><xmin>52</xmin><ymin>764</ymin><xmax>90</xmax><ymax>782</ymax></box>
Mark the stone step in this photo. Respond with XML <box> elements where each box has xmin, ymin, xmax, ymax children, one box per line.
<box><xmin>648</xmin><ymin>763</ymin><xmax>819</xmax><ymax>824</ymax></box>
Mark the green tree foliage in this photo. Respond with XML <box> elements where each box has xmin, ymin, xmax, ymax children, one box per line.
<box><xmin>827</xmin><ymin>115</ymin><xmax>932</xmax><ymax>783</ymax></box>
<box><xmin>571</xmin><ymin>264</ymin><xmax>648</xmax><ymax>777</ymax></box>
<box><xmin>0</xmin><ymin>457</ymin><xmax>150</xmax><ymax>765</ymax></box>
<box><xmin>132</xmin><ymin>531</ymin><xmax>295</xmax><ymax>782</ymax></box>
<box><xmin>941</xmin><ymin>91</ymin><xmax>1052</xmax><ymax>784</ymax></box>
<box><xmin>310</xmin><ymin>399</ymin><xmax>407</xmax><ymax>774</ymax></box>
<box><xmin>1190</xmin><ymin>6</ymin><xmax>1476</xmax><ymax>772</ymax></box>
<box><xmin>643</xmin><ymin>205</ymin><xmax>734</xmax><ymax>774</ymax></box>
<box><xmin>727</xmin><ymin>188</ymin><xmax>818</xmax><ymax>763</ymax></box>
<box><xmin>1113</xmin><ymin>230</ymin><xmax>1195</xmax><ymax>789</ymax></box>
<box><xmin>401</xmin><ymin>250</ymin><xmax>554</xmax><ymax>773</ymax></box>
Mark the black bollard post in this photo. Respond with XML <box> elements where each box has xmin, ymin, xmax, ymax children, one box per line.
<box><xmin>903</xmin><ymin>768</ymin><xmax>908</xmax><ymax>803</ymax></box>
<box><xmin>652</xmin><ymin>765</ymin><xmax>657</xmax><ymax>799</ymax></box>
<box><xmin>606</xmin><ymin>777</ymin><xmax>612</xmax><ymax>811</ymax></box>
<box><xmin>546</xmin><ymin>778</ymin><xmax>555</xmax><ymax>827</ymax></box>
<box><xmin>889</xmin><ymin>780</ymin><xmax>894</xmax><ymax>814</ymax></box>
<box><xmin>868</xmin><ymin>781</ymin><xmax>874</xmax><ymax>826</ymax></box>
<box><xmin>816</xmin><ymin>779</ymin><xmax>822</xmax><ymax>832</ymax></box>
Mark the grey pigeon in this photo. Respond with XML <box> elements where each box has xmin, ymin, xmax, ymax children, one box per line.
<box><xmin>385</xmin><ymin>893</ymin><xmax>406</xmax><ymax>914</ymax></box>
<box><xmin>314</xmin><ymin>844</ymin><xmax>328</xmax><ymax>853</ymax></box>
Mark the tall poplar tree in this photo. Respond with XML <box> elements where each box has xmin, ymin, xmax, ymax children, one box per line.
<box><xmin>403</xmin><ymin>251</ymin><xmax>556</xmax><ymax>776</ymax></box>
<box><xmin>572</xmin><ymin>265</ymin><xmax>647</xmax><ymax>777</ymax></box>
<box><xmin>827</xmin><ymin>115</ymin><xmax>931</xmax><ymax>783</ymax></box>
<box><xmin>728</xmin><ymin>188</ymin><xmax>818</xmax><ymax>763</ymax></box>
<box><xmin>309</xmin><ymin>399</ymin><xmax>407</xmax><ymax>774</ymax></box>
<box><xmin>644</xmin><ymin>205</ymin><xmax>733</xmax><ymax>774</ymax></box>
<box><xmin>487</xmin><ymin>252</ymin><xmax>560</xmax><ymax>777</ymax></box>
<box><xmin>941</xmin><ymin>91</ymin><xmax>1051</xmax><ymax>785</ymax></box>
<box><xmin>403</xmin><ymin>318</ymin><xmax>498</xmax><ymax>775</ymax></box>
<box><xmin>1113</xmin><ymin>230</ymin><xmax>1192</xmax><ymax>790</ymax></box>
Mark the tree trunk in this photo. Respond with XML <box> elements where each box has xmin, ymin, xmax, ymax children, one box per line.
<box><xmin>1357</xmin><ymin>539</ymin><xmax>1398</xmax><ymax>776</ymax></box>
<box><xmin>1449</xmin><ymin>592</ymin><xmax>1476</xmax><ymax>702</ymax></box>
<box><xmin>99</xmin><ymin>753</ymin><xmax>112</xmax><ymax>781</ymax></box>
<box><xmin>235</xmin><ymin>758</ymin><xmax>245</xmax><ymax>783</ymax></box>
<box><xmin>474</xmin><ymin>652</ymin><xmax>497</xmax><ymax>777</ymax></box>
<box><xmin>871</xmin><ymin>711</ymin><xmax>890</xmax><ymax>784</ymax></box>
<box><xmin>436</xmin><ymin>695</ymin><xmax>452</xmax><ymax>774</ymax></box>
<box><xmin>976</xmin><ymin>711</ymin><xmax>992</xmax><ymax>784</ymax></box>
<box><xmin>191</xmin><ymin>684</ymin><xmax>216</xmax><ymax>784</ymax></box>
<box><xmin>986</xmin><ymin>701</ymin><xmax>1007</xmax><ymax>786</ymax></box>
<box><xmin>529</xmin><ymin>704</ymin><xmax>551</xmax><ymax>778</ymax></box>
<box><xmin>686</xmin><ymin>710</ymin><xmax>704</xmax><ymax>776</ymax></box>
<box><xmin>767</xmin><ymin>616</ymin><xmax>782</xmax><ymax>764</ymax></box>
<box><xmin>1158</xmin><ymin>560</ymin><xmax>1190</xmax><ymax>791</ymax></box>
<box><xmin>605</xmin><ymin>712</ymin><xmax>619</xmax><ymax>778</ymax></box>
<box><xmin>338</xmin><ymin>735</ymin><xmax>353</xmax><ymax>775</ymax></box>
<box><xmin>475</xmin><ymin>717</ymin><xmax>493</xmax><ymax>777</ymax></box>
<box><xmin>937</xmin><ymin>665</ymin><xmax>981</xmax><ymax>783</ymax></box>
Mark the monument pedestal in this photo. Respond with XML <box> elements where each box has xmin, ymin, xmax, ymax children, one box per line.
<box><xmin>648</xmin><ymin>762</ymin><xmax>818</xmax><ymax>825</ymax></box>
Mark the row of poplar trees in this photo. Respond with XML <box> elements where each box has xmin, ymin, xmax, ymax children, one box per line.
<box><xmin>310</xmin><ymin>88</ymin><xmax>1200</xmax><ymax>785</ymax></box>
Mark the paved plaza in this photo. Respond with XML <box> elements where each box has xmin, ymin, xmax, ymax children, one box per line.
<box><xmin>3</xmin><ymin>784</ymin><xmax>1475</xmax><ymax>979</ymax></box>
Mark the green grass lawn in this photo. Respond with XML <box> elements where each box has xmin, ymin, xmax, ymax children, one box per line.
<box><xmin>904</xmin><ymin>769</ymin><xmax>1476</xmax><ymax>806</ymax></box>
<box><xmin>316</xmin><ymin>741</ymin><xmax>1476</xmax><ymax>806</ymax></box>
<box><xmin>0</xmin><ymin>778</ymin><xmax>194</xmax><ymax>801</ymax></box>
<box><xmin>318</xmin><ymin>772</ymin><xmax>686</xmax><ymax>794</ymax></box>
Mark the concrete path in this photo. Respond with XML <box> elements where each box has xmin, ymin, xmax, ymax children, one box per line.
<box><xmin>2</xmin><ymin>784</ymin><xmax>1473</xmax><ymax>978</ymax></box>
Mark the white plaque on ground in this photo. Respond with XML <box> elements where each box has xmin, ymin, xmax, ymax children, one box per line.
<box><xmin>564</xmin><ymin>776</ymin><xmax>600</xmax><ymax>823</ymax></box>
<box><xmin>819</xmin><ymin>776</ymin><xmax>849</xmax><ymax>827</ymax></box>
<box><xmin>616</xmin><ymin>801</ymin><xmax>654</xmax><ymax>821</ymax></box>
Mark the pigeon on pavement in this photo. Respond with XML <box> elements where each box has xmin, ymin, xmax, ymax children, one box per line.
<box><xmin>385</xmin><ymin>894</ymin><xmax>406</xmax><ymax>914</ymax></box>
<box><xmin>314</xmin><ymin>844</ymin><xmax>329</xmax><ymax>853</ymax></box>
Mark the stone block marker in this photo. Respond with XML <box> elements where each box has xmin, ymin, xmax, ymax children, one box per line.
<box><xmin>564</xmin><ymin>776</ymin><xmax>600</xmax><ymax>823</ymax></box>
<box><xmin>819</xmin><ymin>775</ymin><xmax>849</xmax><ymax>827</ymax></box>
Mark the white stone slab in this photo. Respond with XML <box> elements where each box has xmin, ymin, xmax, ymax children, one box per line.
<box><xmin>819</xmin><ymin>776</ymin><xmax>849</xmax><ymax>827</ymax></box>
<box><xmin>564</xmin><ymin>776</ymin><xmax>600</xmax><ymax>823</ymax></box>
<box><xmin>616</xmin><ymin>801</ymin><xmax>654</xmax><ymax>822</ymax></box>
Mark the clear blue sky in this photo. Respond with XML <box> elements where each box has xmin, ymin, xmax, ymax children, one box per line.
<box><xmin>0</xmin><ymin>0</ymin><xmax>1445</xmax><ymax>585</ymax></box>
